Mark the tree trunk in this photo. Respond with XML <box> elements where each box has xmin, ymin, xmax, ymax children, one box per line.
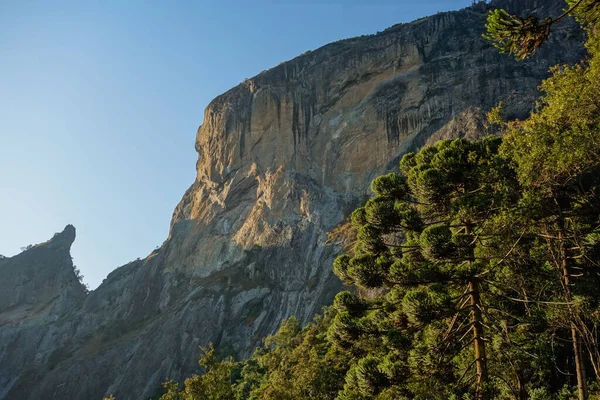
<box><xmin>558</xmin><ymin>223</ymin><xmax>588</xmax><ymax>400</ymax></box>
<box><xmin>517</xmin><ymin>374</ymin><xmax>528</xmax><ymax>400</ymax></box>
<box><xmin>464</xmin><ymin>223</ymin><xmax>488</xmax><ymax>399</ymax></box>
<box><xmin>572</xmin><ymin>322</ymin><xmax>588</xmax><ymax>400</ymax></box>
<box><xmin>469</xmin><ymin>279</ymin><xmax>488</xmax><ymax>400</ymax></box>
<box><xmin>586</xmin><ymin>339</ymin><xmax>600</xmax><ymax>380</ymax></box>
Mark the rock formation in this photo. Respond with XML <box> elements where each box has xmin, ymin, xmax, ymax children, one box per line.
<box><xmin>0</xmin><ymin>0</ymin><xmax>586</xmax><ymax>398</ymax></box>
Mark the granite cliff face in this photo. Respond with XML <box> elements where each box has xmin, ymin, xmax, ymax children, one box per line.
<box><xmin>0</xmin><ymin>1</ymin><xmax>586</xmax><ymax>398</ymax></box>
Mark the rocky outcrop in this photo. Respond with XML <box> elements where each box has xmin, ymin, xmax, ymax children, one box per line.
<box><xmin>0</xmin><ymin>1</ymin><xmax>586</xmax><ymax>398</ymax></box>
<box><xmin>0</xmin><ymin>226</ymin><xmax>86</xmax><ymax>399</ymax></box>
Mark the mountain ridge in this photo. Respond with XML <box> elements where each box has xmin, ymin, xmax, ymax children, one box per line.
<box><xmin>0</xmin><ymin>1</ymin><xmax>586</xmax><ymax>398</ymax></box>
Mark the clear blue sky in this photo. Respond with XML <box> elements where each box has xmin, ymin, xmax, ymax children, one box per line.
<box><xmin>0</xmin><ymin>0</ymin><xmax>472</xmax><ymax>289</ymax></box>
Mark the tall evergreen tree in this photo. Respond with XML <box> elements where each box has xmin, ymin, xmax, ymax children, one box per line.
<box><xmin>333</xmin><ymin>137</ymin><xmax>525</xmax><ymax>399</ymax></box>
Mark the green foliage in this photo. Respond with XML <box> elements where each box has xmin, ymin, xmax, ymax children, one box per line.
<box><xmin>501</xmin><ymin>32</ymin><xmax>600</xmax><ymax>192</ymax></box>
<box><xmin>370</xmin><ymin>173</ymin><xmax>407</xmax><ymax>199</ymax></box>
<box><xmin>419</xmin><ymin>225</ymin><xmax>456</xmax><ymax>261</ymax></box>
<box><xmin>334</xmin><ymin>291</ymin><xmax>368</xmax><ymax>317</ymax></box>
<box><xmin>159</xmin><ymin>344</ymin><xmax>239</xmax><ymax>400</ymax></box>
<box><xmin>161</xmin><ymin>312</ymin><xmax>350</xmax><ymax>400</ymax></box>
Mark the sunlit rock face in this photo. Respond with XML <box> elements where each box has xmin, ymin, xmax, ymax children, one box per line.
<box><xmin>0</xmin><ymin>1</ymin><xmax>585</xmax><ymax>398</ymax></box>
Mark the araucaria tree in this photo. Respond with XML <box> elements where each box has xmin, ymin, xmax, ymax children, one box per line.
<box><xmin>333</xmin><ymin>137</ymin><xmax>523</xmax><ymax>399</ymax></box>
